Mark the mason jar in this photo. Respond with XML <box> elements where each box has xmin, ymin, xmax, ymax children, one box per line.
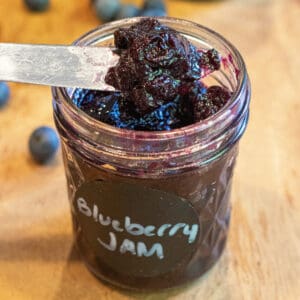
<box><xmin>52</xmin><ymin>17</ymin><xmax>251</xmax><ymax>290</ymax></box>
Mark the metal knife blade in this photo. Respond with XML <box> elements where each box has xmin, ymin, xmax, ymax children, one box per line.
<box><xmin>0</xmin><ymin>43</ymin><xmax>120</xmax><ymax>91</ymax></box>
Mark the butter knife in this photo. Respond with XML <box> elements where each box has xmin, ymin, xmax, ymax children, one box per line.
<box><xmin>0</xmin><ymin>43</ymin><xmax>120</xmax><ymax>91</ymax></box>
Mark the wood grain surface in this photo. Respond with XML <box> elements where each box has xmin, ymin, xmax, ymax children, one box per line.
<box><xmin>0</xmin><ymin>0</ymin><xmax>299</xmax><ymax>299</ymax></box>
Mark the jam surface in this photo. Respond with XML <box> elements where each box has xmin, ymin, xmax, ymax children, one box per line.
<box><xmin>73</xmin><ymin>18</ymin><xmax>231</xmax><ymax>131</ymax></box>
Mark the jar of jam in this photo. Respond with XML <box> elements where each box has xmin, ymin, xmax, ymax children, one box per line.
<box><xmin>52</xmin><ymin>17</ymin><xmax>250</xmax><ymax>290</ymax></box>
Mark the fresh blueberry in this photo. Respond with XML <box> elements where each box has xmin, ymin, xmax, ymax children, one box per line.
<box><xmin>115</xmin><ymin>4</ymin><xmax>140</xmax><ymax>20</ymax></box>
<box><xmin>143</xmin><ymin>0</ymin><xmax>166</xmax><ymax>11</ymax></box>
<box><xmin>0</xmin><ymin>82</ymin><xmax>10</xmax><ymax>108</ymax></box>
<box><xmin>140</xmin><ymin>8</ymin><xmax>167</xmax><ymax>17</ymax></box>
<box><xmin>29</xmin><ymin>126</ymin><xmax>59</xmax><ymax>164</ymax></box>
<box><xmin>24</xmin><ymin>0</ymin><xmax>49</xmax><ymax>12</ymax></box>
<box><xmin>93</xmin><ymin>0</ymin><xmax>121</xmax><ymax>22</ymax></box>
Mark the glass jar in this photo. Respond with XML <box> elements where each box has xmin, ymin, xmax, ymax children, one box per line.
<box><xmin>52</xmin><ymin>17</ymin><xmax>250</xmax><ymax>290</ymax></box>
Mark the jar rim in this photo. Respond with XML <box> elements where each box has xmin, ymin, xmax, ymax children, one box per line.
<box><xmin>52</xmin><ymin>17</ymin><xmax>247</xmax><ymax>142</ymax></box>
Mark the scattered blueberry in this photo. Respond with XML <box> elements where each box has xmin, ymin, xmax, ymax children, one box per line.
<box><xmin>140</xmin><ymin>8</ymin><xmax>166</xmax><ymax>17</ymax></box>
<box><xmin>24</xmin><ymin>0</ymin><xmax>49</xmax><ymax>12</ymax></box>
<box><xmin>115</xmin><ymin>4</ymin><xmax>140</xmax><ymax>20</ymax></box>
<box><xmin>93</xmin><ymin>0</ymin><xmax>121</xmax><ymax>22</ymax></box>
<box><xmin>29</xmin><ymin>126</ymin><xmax>59</xmax><ymax>164</ymax></box>
<box><xmin>142</xmin><ymin>0</ymin><xmax>166</xmax><ymax>12</ymax></box>
<box><xmin>0</xmin><ymin>82</ymin><xmax>10</xmax><ymax>108</ymax></box>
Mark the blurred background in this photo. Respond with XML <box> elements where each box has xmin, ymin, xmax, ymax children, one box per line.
<box><xmin>0</xmin><ymin>0</ymin><xmax>299</xmax><ymax>299</ymax></box>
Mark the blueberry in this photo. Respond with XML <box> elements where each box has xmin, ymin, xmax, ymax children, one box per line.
<box><xmin>143</xmin><ymin>0</ymin><xmax>166</xmax><ymax>11</ymax></box>
<box><xmin>93</xmin><ymin>0</ymin><xmax>121</xmax><ymax>22</ymax></box>
<box><xmin>74</xmin><ymin>88</ymin><xmax>121</xmax><ymax>125</ymax></box>
<box><xmin>24</xmin><ymin>0</ymin><xmax>49</xmax><ymax>12</ymax></box>
<box><xmin>135</xmin><ymin>99</ymin><xmax>182</xmax><ymax>131</ymax></box>
<box><xmin>193</xmin><ymin>86</ymin><xmax>231</xmax><ymax>121</ymax></box>
<box><xmin>0</xmin><ymin>82</ymin><xmax>10</xmax><ymax>108</ymax></box>
<box><xmin>115</xmin><ymin>4</ymin><xmax>140</xmax><ymax>20</ymax></box>
<box><xmin>199</xmin><ymin>49</ymin><xmax>221</xmax><ymax>72</ymax></box>
<box><xmin>29</xmin><ymin>126</ymin><xmax>59</xmax><ymax>164</ymax></box>
<box><xmin>140</xmin><ymin>8</ymin><xmax>167</xmax><ymax>17</ymax></box>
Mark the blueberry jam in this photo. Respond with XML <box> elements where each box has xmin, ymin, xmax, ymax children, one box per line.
<box><xmin>72</xmin><ymin>18</ymin><xmax>231</xmax><ymax>131</ymax></box>
<box><xmin>72</xmin><ymin>19</ymin><xmax>231</xmax><ymax>131</ymax></box>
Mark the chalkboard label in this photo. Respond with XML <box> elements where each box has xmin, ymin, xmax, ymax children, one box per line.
<box><xmin>74</xmin><ymin>181</ymin><xmax>200</xmax><ymax>277</ymax></box>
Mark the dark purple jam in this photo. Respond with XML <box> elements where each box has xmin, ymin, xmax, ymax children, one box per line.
<box><xmin>72</xmin><ymin>18</ymin><xmax>231</xmax><ymax>131</ymax></box>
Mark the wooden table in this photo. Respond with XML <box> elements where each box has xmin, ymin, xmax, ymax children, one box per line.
<box><xmin>0</xmin><ymin>0</ymin><xmax>299</xmax><ymax>299</ymax></box>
